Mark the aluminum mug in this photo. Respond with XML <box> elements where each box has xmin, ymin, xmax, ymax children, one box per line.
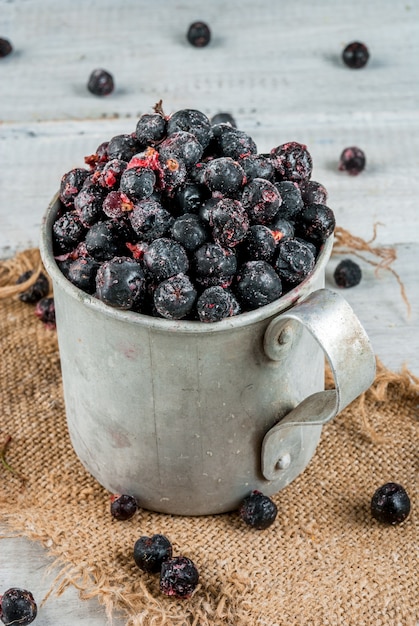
<box><xmin>40</xmin><ymin>194</ymin><xmax>376</xmax><ymax>515</ymax></box>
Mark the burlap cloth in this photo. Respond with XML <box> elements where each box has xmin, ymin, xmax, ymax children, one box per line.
<box><xmin>1</xmin><ymin>249</ymin><xmax>418</xmax><ymax>626</ymax></box>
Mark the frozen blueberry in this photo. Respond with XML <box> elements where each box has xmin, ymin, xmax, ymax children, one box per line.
<box><xmin>208</xmin><ymin>198</ymin><xmax>249</xmax><ymax>248</ymax></box>
<box><xmin>110</xmin><ymin>494</ymin><xmax>138</xmax><ymax>520</ymax></box>
<box><xmin>160</xmin><ymin>556</ymin><xmax>199</xmax><ymax>598</ymax></box>
<box><xmin>144</xmin><ymin>238</ymin><xmax>189</xmax><ymax>283</ymax></box>
<box><xmin>174</xmin><ymin>182</ymin><xmax>211</xmax><ymax>214</ymax></box>
<box><xmin>167</xmin><ymin>109</ymin><xmax>212</xmax><ymax>150</ymax></box>
<box><xmin>338</xmin><ymin>146</ymin><xmax>366</xmax><ymax>175</ymax></box>
<box><xmin>85</xmin><ymin>220</ymin><xmax>128</xmax><ymax>261</ymax></box>
<box><xmin>193</xmin><ymin>242</ymin><xmax>237</xmax><ymax>288</ymax></box>
<box><xmin>171</xmin><ymin>213</ymin><xmax>208</xmax><ymax>251</ymax></box>
<box><xmin>159</xmin><ymin>155</ymin><xmax>187</xmax><ymax>192</ymax></box>
<box><xmin>129</xmin><ymin>199</ymin><xmax>174</xmax><ymax>242</ymax></box>
<box><xmin>274</xmin><ymin>181</ymin><xmax>304</xmax><ymax>221</ymax></box>
<box><xmin>95</xmin><ymin>256</ymin><xmax>146</xmax><ymax>310</ymax></box>
<box><xmin>299</xmin><ymin>180</ymin><xmax>328</xmax><ymax>205</ymax></box>
<box><xmin>60</xmin><ymin>168</ymin><xmax>90</xmax><ymax>207</ymax></box>
<box><xmin>186</xmin><ymin>21</ymin><xmax>211</xmax><ymax>48</ymax></box>
<box><xmin>53</xmin><ymin>211</ymin><xmax>87</xmax><ymax>253</ymax></box>
<box><xmin>203</xmin><ymin>157</ymin><xmax>246</xmax><ymax>197</ymax></box>
<box><xmin>371</xmin><ymin>483</ymin><xmax>411</xmax><ymax>525</ymax></box>
<box><xmin>0</xmin><ymin>588</ymin><xmax>37</xmax><ymax>625</ymax></box>
<box><xmin>74</xmin><ymin>184</ymin><xmax>106</xmax><ymax>226</ymax></box>
<box><xmin>274</xmin><ymin>238</ymin><xmax>316</xmax><ymax>285</ymax></box>
<box><xmin>34</xmin><ymin>296</ymin><xmax>56</xmax><ymax>329</ymax></box>
<box><xmin>135</xmin><ymin>113</ymin><xmax>167</xmax><ymax>145</ymax></box>
<box><xmin>107</xmin><ymin>134</ymin><xmax>139</xmax><ymax>162</ymax></box>
<box><xmin>240</xmin><ymin>154</ymin><xmax>274</xmax><ymax>182</ymax></box>
<box><xmin>133</xmin><ymin>534</ymin><xmax>173</xmax><ymax>573</ymax></box>
<box><xmin>16</xmin><ymin>270</ymin><xmax>49</xmax><ymax>303</ymax></box>
<box><xmin>235</xmin><ymin>261</ymin><xmax>282</xmax><ymax>310</ymax></box>
<box><xmin>239</xmin><ymin>490</ymin><xmax>278</xmax><ymax>530</ymax></box>
<box><xmin>158</xmin><ymin>131</ymin><xmax>203</xmax><ymax>169</ymax></box>
<box><xmin>213</xmin><ymin>124</ymin><xmax>257</xmax><ymax>160</ymax></box>
<box><xmin>119</xmin><ymin>166</ymin><xmax>156</xmax><ymax>201</ymax></box>
<box><xmin>241</xmin><ymin>178</ymin><xmax>282</xmax><ymax>224</ymax></box>
<box><xmin>297</xmin><ymin>203</ymin><xmax>336</xmax><ymax>244</ymax></box>
<box><xmin>154</xmin><ymin>273</ymin><xmax>197</xmax><ymax>320</ymax></box>
<box><xmin>270</xmin><ymin>141</ymin><xmax>313</xmax><ymax>183</ymax></box>
<box><xmin>243</xmin><ymin>225</ymin><xmax>277</xmax><ymax>263</ymax></box>
<box><xmin>269</xmin><ymin>217</ymin><xmax>295</xmax><ymax>242</ymax></box>
<box><xmin>333</xmin><ymin>258</ymin><xmax>362</xmax><ymax>288</ymax></box>
<box><xmin>342</xmin><ymin>41</ymin><xmax>369</xmax><ymax>69</ymax></box>
<box><xmin>87</xmin><ymin>68</ymin><xmax>114</xmax><ymax>96</ymax></box>
<box><xmin>65</xmin><ymin>256</ymin><xmax>100</xmax><ymax>294</ymax></box>
<box><xmin>196</xmin><ymin>286</ymin><xmax>240</xmax><ymax>322</ymax></box>
<box><xmin>0</xmin><ymin>37</ymin><xmax>13</xmax><ymax>58</ymax></box>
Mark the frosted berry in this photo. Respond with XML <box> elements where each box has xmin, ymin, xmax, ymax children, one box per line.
<box><xmin>208</xmin><ymin>198</ymin><xmax>249</xmax><ymax>248</ymax></box>
<box><xmin>333</xmin><ymin>258</ymin><xmax>362</xmax><ymax>288</ymax></box>
<box><xmin>203</xmin><ymin>157</ymin><xmax>246</xmax><ymax>197</ymax></box>
<box><xmin>64</xmin><ymin>256</ymin><xmax>100</xmax><ymax>294</ymax></box>
<box><xmin>34</xmin><ymin>296</ymin><xmax>56</xmax><ymax>329</ymax></box>
<box><xmin>371</xmin><ymin>483</ymin><xmax>411</xmax><ymax>525</ymax></box>
<box><xmin>196</xmin><ymin>286</ymin><xmax>240</xmax><ymax>322</ymax></box>
<box><xmin>235</xmin><ymin>261</ymin><xmax>282</xmax><ymax>310</ymax></box>
<box><xmin>60</xmin><ymin>168</ymin><xmax>90</xmax><ymax>207</ymax></box>
<box><xmin>87</xmin><ymin>68</ymin><xmax>114</xmax><ymax>96</ymax></box>
<box><xmin>213</xmin><ymin>124</ymin><xmax>257</xmax><ymax>160</ymax></box>
<box><xmin>0</xmin><ymin>37</ymin><xmax>13</xmax><ymax>58</ymax></box>
<box><xmin>107</xmin><ymin>134</ymin><xmax>139</xmax><ymax>162</ymax></box>
<box><xmin>174</xmin><ymin>182</ymin><xmax>210</xmax><ymax>214</ymax></box>
<box><xmin>0</xmin><ymin>588</ymin><xmax>37</xmax><ymax>625</ymax></box>
<box><xmin>244</xmin><ymin>225</ymin><xmax>277</xmax><ymax>263</ymax></box>
<box><xmin>144</xmin><ymin>238</ymin><xmax>189</xmax><ymax>283</ymax></box>
<box><xmin>53</xmin><ymin>211</ymin><xmax>87</xmax><ymax>253</ymax></box>
<box><xmin>298</xmin><ymin>203</ymin><xmax>336</xmax><ymax>244</ymax></box>
<box><xmin>171</xmin><ymin>213</ymin><xmax>208</xmax><ymax>251</ymax></box>
<box><xmin>154</xmin><ymin>273</ymin><xmax>197</xmax><ymax>320</ymax></box>
<box><xmin>193</xmin><ymin>242</ymin><xmax>237</xmax><ymax>288</ymax></box>
<box><xmin>120</xmin><ymin>166</ymin><xmax>156</xmax><ymax>201</ymax></box>
<box><xmin>135</xmin><ymin>113</ymin><xmax>167</xmax><ymax>145</ymax></box>
<box><xmin>241</xmin><ymin>178</ymin><xmax>281</xmax><ymax>225</ymax></box>
<box><xmin>133</xmin><ymin>534</ymin><xmax>173</xmax><ymax>573</ymax></box>
<box><xmin>299</xmin><ymin>180</ymin><xmax>328</xmax><ymax>205</ymax></box>
<box><xmin>16</xmin><ymin>270</ymin><xmax>49</xmax><ymax>303</ymax></box>
<box><xmin>110</xmin><ymin>494</ymin><xmax>138</xmax><ymax>520</ymax></box>
<box><xmin>240</xmin><ymin>154</ymin><xmax>274</xmax><ymax>182</ymax></box>
<box><xmin>167</xmin><ymin>108</ymin><xmax>212</xmax><ymax>150</ymax></box>
<box><xmin>160</xmin><ymin>556</ymin><xmax>199</xmax><ymax>598</ymax></box>
<box><xmin>338</xmin><ymin>146</ymin><xmax>366</xmax><ymax>175</ymax></box>
<box><xmin>342</xmin><ymin>41</ymin><xmax>369</xmax><ymax>69</ymax></box>
<box><xmin>270</xmin><ymin>141</ymin><xmax>313</xmax><ymax>183</ymax></box>
<box><xmin>239</xmin><ymin>490</ymin><xmax>278</xmax><ymax>530</ymax></box>
<box><xmin>84</xmin><ymin>220</ymin><xmax>128</xmax><ymax>261</ymax></box>
<box><xmin>130</xmin><ymin>199</ymin><xmax>174</xmax><ymax>242</ymax></box>
<box><xmin>159</xmin><ymin>131</ymin><xmax>203</xmax><ymax>169</ymax></box>
<box><xmin>274</xmin><ymin>181</ymin><xmax>303</xmax><ymax>221</ymax></box>
<box><xmin>186</xmin><ymin>21</ymin><xmax>211</xmax><ymax>48</ymax></box>
<box><xmin>274</xmin><ymin>238</ymin><xmax>316</xmax><ymax>285</ymax></box>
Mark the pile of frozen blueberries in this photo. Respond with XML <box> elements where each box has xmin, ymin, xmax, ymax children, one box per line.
<box><xmin>53</xmin><ymin>105</ymin><xmax>335</xmax><ymax>322</ymax></box>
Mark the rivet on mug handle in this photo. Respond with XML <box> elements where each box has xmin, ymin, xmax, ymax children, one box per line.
<box><xmin>261</xmin><ymin>288</ymin><xmax>376</xmax><ymax>482</ymax></box>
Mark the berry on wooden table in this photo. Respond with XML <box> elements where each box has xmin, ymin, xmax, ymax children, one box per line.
<box><xmin>333</xmin><ymin>258</ymin><xmax>362</xmax><ymax>288</ymax></box>
<box><xmin>186</xmin><ymin>21</ymin><xmax>211</xmax><ymax>47</ymax></box>
<box><xmin>338</xmin><ymin>146</ymin><xmax>366</xmax><ymax>175</ymax></box>
<box><xmin>87</xmin><ymin>68</ymin><xmax>114</xmax><ymax>96</ymax></box>
<box><xmin>342</xmin><ymin>41</ymin><xmax>369</xmax><ymax>69</ymax></box>
<box><xmin>0</xmin><ymin>588</ymin><xmax>37</xmax><ymax>625</ymax></box>
<box><xmin>0</xmin><ymin>38</ymin><xmax>12</xmax><ymax>58</ymax></box>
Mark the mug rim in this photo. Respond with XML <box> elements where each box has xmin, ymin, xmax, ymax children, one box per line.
<box><xmin>40</xmin><ymin>192</ymin><xmax>334</xmax><ymax>334</ymax></box>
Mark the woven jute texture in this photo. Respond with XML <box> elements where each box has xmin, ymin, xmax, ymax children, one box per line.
<box><xmin>1</xmin><ymin>249</ymin><xmax>418</xmax><ymax>626</ymax></box>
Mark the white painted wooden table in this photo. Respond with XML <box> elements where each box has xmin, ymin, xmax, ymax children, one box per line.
<box><xmin>1</xmin><ymin>1</ymin><xmax>418</xmax><ymax>623</ymax></box>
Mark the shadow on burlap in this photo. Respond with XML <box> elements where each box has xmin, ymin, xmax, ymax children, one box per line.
<box><xmin>0</xmin><ymin>250</ymin><xmax>418</xmax><ymax>626</ymax></box>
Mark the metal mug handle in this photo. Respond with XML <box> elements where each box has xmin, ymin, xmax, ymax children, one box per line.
<box><xmin>261</xmin><ymin>288</ymin><xmax>376</xmax><ymax>481</ymax></box>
